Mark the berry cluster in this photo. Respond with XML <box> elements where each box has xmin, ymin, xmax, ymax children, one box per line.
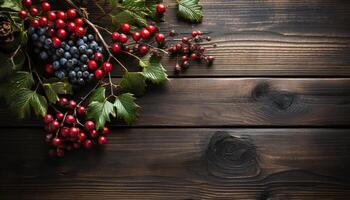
<box><xmin>19</xmin><ymin>0</ymin><xmax>108</xmax><ymax>85</ymax></box>
<box><xmin>167</xmin><ymin>30</ymin><xmax>215</xmax><ymax>72</ymax></box>
<box><xmin>43</xmin><ymin>97</ymin><xmax>110</xmax><ymax>157</ymax></box>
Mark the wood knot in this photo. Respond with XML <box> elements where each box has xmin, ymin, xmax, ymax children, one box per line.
<box><xmin>206</xmin><ymin>131</ymin><xmax>260</xmax><ymax>178</ymax></box>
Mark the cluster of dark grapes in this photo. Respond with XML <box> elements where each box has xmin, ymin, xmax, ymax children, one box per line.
<box><xmin>43</xmin><ymin>97</ymin><xmax>110</xmax><ymax>157</ymax></box>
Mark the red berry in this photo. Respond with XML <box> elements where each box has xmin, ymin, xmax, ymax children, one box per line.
<box><xmin>182</xmin><ymin>55</ymin><xmax>188</xmax><ymax>62</ymax></box>
<box><xmin>56</xmin><ymin>11</ymin><xmax>66</xmax><ymax>20</ymax></box>
<box><xmin>55</xmin><ymin>19</ymin><xmax>65</xmax><ymax>29</ymax></box>
<box><xmin>75</xmin><ymin>27</ymin><xmax>86</xmax><ymax>37</ymax></box>
<box><xmin>139</xmin><ymin>45</ymin><xmax>148</xmax><ymax>55</ymax></box>
<box><xmin>30</xmin><ymin>7</ymin><xmax>39</xmax><ymax>16</ymax></box>
<box><xmin>52</xmin><ymin>37</ymin><xmax>62</xmax><ymax>48</ymax></box>
<box><xmin>93</xmin><ymin>52</ymin><xmax>103</xmax><ymax>61</ymax></box>
<box><xmin>47</xmin><ymin>11</ymin><xmax>56</xmax><ymax>21</ymax></box>
<box><xmin>191</xmin><ymin>31</ymin><xmax>199</xmax><ymax>37</ymax></box>
<box><xmin>22</xmin><ymin>0</ymin><xmax>32</xmax><ymax>7</ymax></box>
<box><xmin>119</xmin><ymin>34</ymin><xmax>128</xmax><ymax>43</ymax></box>
<box><xmin>77</xmin><ymin>106</ymin><xmax>86</xmax><ymax>115</ymax></box>
<box><xmin>140</xmin><ymin>28</ymin><xmax>150</xmax><ymax>39</ymax></box>
<box><xmin>156</xmin><ymin>4</ymin><xmax>167</xmax><ymax>14</ymax></box>
<box><xmin>84</xmin><ymin>139</ymin><xmax>93</xmax><ymax>149</ymax></box>
<box><xmin>31</xmin><ymin>19</ymin><xmax>40</xmax><ymax>28</ymax></box>
<box><xmin>102</xmin><ymin>127</ymin><xmax>110</xmax><ymax>135</ymax></box>
<box><xmin>56</xmin><ymin>148</ymin><xmax>65</xmax><ymax>157</ymax></box>
<box><xmin>88</xmin><ymin>60</ymin><xmax>97</xmax><ymax>70</ymax></box>
<box><xmin>111</xmin><ymin>43</ymin><xmax>121</xmax><ymax>54</ymax></box>
<box><xmin>65</xmin><ymin>115</ymin><xmax>76</xmax><ymax>124</ymax></box>
<box><xmin>43</xmin><ymin>114</ymin><xmax>53</xmax><ymax>124</ymax></box>
<box><xmin>207</xmin><ymin>56</ymin><xmax>215</xmax><ymax>63</ymax></box>
<box><xmin>57</xmin><ymin>29</ymin><xmax>67</xmax><ymax>39</ymax></box>
<box><xmin>84</xmin><ymin>121</ymin><xmax>95</xmax><ymax>130</ymax></box>
<box><xmin>102</xmin><ymin>62</ymin><xmax>112</xmax><ymax>72</ymax></box>
<box><xmin>146</xmin><ymin>25</ymin><xmax>157</xmax><ymax>34</ymax></box>
<box><xmin>47</xmin><ymin>28</ymin><xmax>55</xmax><ymax>36</ymax></box>
<box><xmin>111</xmin><ymin>32</ymin><xmax>120</xmax><ymax>41</ymax></box>
<box><xmin>70</xmin><ymin>127</ymin><xmax>80</xmax><ymax>137</ymax></box>
<box><xmin>90</xmin><ymin>130</ymin><xmax>98</xmax><ymax>138</ymax></box>
<box><xmin>56</xmin><ymin>112</ymin><xmax>64</xmax><ymax>121</ymax></box>
<box><xmin>74</xmin><ymin>18</ymin><xmax>84</xmax><ymax>27</ymax></box>
<box><xmin>67</xmin><ymin>22</ymin><xmax>76</xmax><ymax>32</ymax></box>
<box><xmin>41</xmin><ymin>1</ymin><xmax>51</xmax><ymax>12</ymax></box>
<box><xmin>132</xmin><ymin>32</ymin><xmax>141</xmax><ymax>41</ymax></box>
<box><xmin>95</xmin><ymin>69</ymin><xmax>104</xmax><ymax>79</ymax></box>
<box><xmin>155</xmin><ymin>33</ymin><xmax>165</xmax><ymax>43</ymax></box>
<box><xmin>45</xmin><ymin>64</ymin><xmax>54</xmax><ymax>75</ymax></box>
<box><xmin>68</xmin><ymin>100</ymin><xmax>76</xmax><ymax>110</ymax></box>
<box><xmin>120</xmin><ymin>23</ymin><xmax>130</xmax><ymax>33</ymax></box>
<box><xmin>182</xmin><ymin>37</ymin><xmax>189</xmax><ymax>44</ymax></box>
<box><xmin>50</xmin><ymin>120</ymin><xmax>60</xmax><ymax>130</ymax></box>
<box><xmin>67</xmin><ymin>9</ymin><xmax>77</xmax><ymax>19</ymax></box>
<box><xmin>18</xmin><ymin>10</ymin><xmax>28</xmax><ymax>19</ymax></box>
<box><xmin>79</xmin><ymin>132</ymin><xmax>86</xmax><ymax>141</ymax></box>
<box><xmin>58</xmin><ymin>97</ymin><xmax>68</xmax><ymax>106</ymax></box>
<box><xmin>52</xmin><ymin>138</ymin><xmax>61</xmax><ymax>146</ymax></box>
<box><xmin>175</xmin><ymin>43</ymin><xmax>182</xmax><ymax>51</ymax></box>
<box><xmin>191</xmin><ymin>53</ymin><xmax>198</xmax><ymax>60</ymax></box>
<box><xmin>60</xmin><ymin>127</ymin><xmax>70</xmax><ymax>138</ymax></box>
<box><xmin>98</xmin><ymin>136</ymin><xmax>107</xmax><ymax>145</ymax></box>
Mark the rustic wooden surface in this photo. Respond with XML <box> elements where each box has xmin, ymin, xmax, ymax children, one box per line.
<box><xmin>1</xmin><ymin>0</ymin><xmax>350</xmax><ymax>199</ymax></box>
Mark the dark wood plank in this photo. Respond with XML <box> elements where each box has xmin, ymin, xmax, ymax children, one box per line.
<box><xmin>89</xmin><ymin>0</ymin><xmax>350</xmax><ymax>77</ymax></box>
<box><xmin>1</xmin><ymin>128</ymin><xmax>350</xmax><ymax>199</ymax></box>
<box><xmin>1</xmin><ymin>78</ymin><xmax>350</xmax><ymax>127</ymax></box>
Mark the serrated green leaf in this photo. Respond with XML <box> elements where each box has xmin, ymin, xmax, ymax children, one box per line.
<box><xmin>111</xmin><ymin>10</ymin><xmax>147</xmax><ymax>28</ymax></box>
<box><xmin>44</xmin><ymin>78</ymin><xmax>73</xmax><ymax>95</ymax></box>
<box><xmin>139</xmin><ymin>53</ymin><xmax>152</xmax><ymax>67</ymax></box>
<box><xmin>9</xmin><ymin>71</ymin><xmax>34</xmax><ymax>91</ymax></box>
<box><xmin>0</xmin><ymin>0</ymin><xmax>22</xmax><ymax>11</ymax></box>
<box><xmin>30</xmin><ymin>92</ymin><xmax>48</xmax><ymax>117</ymax></box>
<box><xmin>114</xmin><ymin>93</ymin><xmax>139</xmax><ymax>124</ymax></box>
<box><xmin>43</xmin><ymin>83</ymin><xmax>59</xmax><ymax>104</ymax></box>
<box><xmin>119</xmin><ymin>72</ymin><xmax>146</xmax><ymax>96</ymax></box>
<box><xmin>177</xmin><ymin>0</ymin><xmax>203</xmax><ymax>23</ymax></box>
<box><xmin>87</xmin><ymin>100</ymin><xmax>116</xmax><ymax>130</ymax></box>
<box><xmin>88</xmin><ymin>87</ymin><xmax>106</xmax><ymax>103</ymax></box>
<box><xmin>141</xmin><ymin>54</ymin><xmax>168</xmax><ymax>84</ymax></box>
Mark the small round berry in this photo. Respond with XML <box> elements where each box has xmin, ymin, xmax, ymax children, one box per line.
<box><xmin>56</xmin><ymin>148</ymin><xmax>65</xmax><ymax>157</ymax></box>
<box><xmin>139</xmin><ymin>45</ymin><xmax>148</xmax><ymax>55</ymax></box>
<box><xmin>182</xmin><ymin>37</ymin><xmax>189</xmax><ymax>44</ymax></box>
<box><xmin>156</xmin><ymin>3</ymin><xmax>167</xmax><ymax>14</ymax></box>
<box><xmin>119</xmin><ymin>34</ymin><xmax>128</xmax><ymax>43</ymax></box>
<box><xmin>75</xmin><ymin>27</ymin><xmax>86</xmax><ymax>37</ymax></box>
<box><xmin>66</xmin><ymin>115</ymin><xmax>76</xmax><ymax>124</ymax></box>
<box><xmin>56</xmin><ymin>11</ymin><xmax>66</xmax><ymax>20</ymax></box>
<box><xmin>45</xmin><ymin>64</ymin><xmax>54</xmax><ymax>75</ymax></box>
<box><xmin>84</xmin><ymin>139</ymin><xmax>93</xmax><ymax>149</ymax></box>
<box><xmin>51</xmin><ymin>120</ymin><xmax>60</xmax><ymax>130</ymax></box>
<box><xmin>55</xmin><ymin>19</ymin><xmax>65</xmax><ymax>29</ymax></box>
<box><xmin>111</xmin><ymin>43</ymin><xmax>121</xmax><ymax>54</ymax></box>
<box><xmin>182</xmin><ymin>55</ymin><xmax>188</xmax><ymax>62</ymax></box>
<box><xmin>74</xmin><ymin>18</ymin><xmax>84</xmax><ymax>26</ymax></box>
<box><xmin>60</xmin><ymin>127</ymin><xmax>70</xmax><ymax>138</ymax></box>
<box><xmin>207</xmin><ymin>56</ymin><xmax>215</xmax><ymax>63</ymax></box>
<box><xmin>77</xmin><ymin>106</ymin><xmax>86</xmax><ymax>115</ymax></box>
<box><xmin>132</xmin><ymin>32</ymin><xmax>141</xmax><ymax>41</ymax></box>
<box><xmin>58</xmin><ymin>97</ymin><xmax>68</xmax><ymax>106</ymax></box>
<box><xmin>140</xmin><ymin>28</ymin><xmax>150</xmax><ymax>39</ymax></box>
<box><xmin>175</xmin><ymin>43</ymin><xmax>182</xmax><ymax>51</ymax></box>
<box><xmin>102</xmin><ymin>62</ymin><xmax>112</xmax><ymax>72</ymax></box>
<box><xmin>84</xmin><ymin>121</ymin><xmax>95</xmax><ymax>130</ymax></box>
<box><xmin>67</xmin><ymin>22</ymin><xmax>76</xmax><ymax>32</ymax></box>
<box><xmin>190</xmin><ymin>53</ymin><xmax>198</xmax><ymax>60</ymax></box>
<box><xmin>146</xmin><ymin>25</ymin><xmax>157</xmax><ymax>34</ymax></box>
<box><xmin>52</xmin><ymin>138</ymin><xmax>61</xmax><ymax>146</ymax></box>
<box><xmin>120</xmin><ymin>23</ymin><xmax>130</xmax><ymax>33</ymax></box>
<box><xmin>70</xmin><ymin>127</ymin><xmax>80</xmax><ymax>137</ymax></box>
<box><xmin>52</xmin><ymin>37</ymin><xmax>62</xmax><ymax>48</ymax></box>
<box><xmin>98</xmin><ymin>136</ymin><xmax>107</xmax><ymax>145</ymax></box>
<box><xmin>68</xmin><ymin>100</ymin><xmax>76</xmax><ymax>110</ymax></box>
<box><xmin>88</xmin><ymin>60</ymin><xmax>97</xmax><ymax>70</ymax></box>
<box><xmin>95</xmin><ymin>69</ymin><xmax>104</xmax><ymax>79</ymax></box>
<box><xmin>182</xmin><ymin>61</ymin><xmax>190</xmax><ymax>68</ymax></box>
<box><xmin>57</xmin><ymin>29</ymin><xmax>67</xmax><ymax>39</ymax></box>
<box><xmin>47</xmin><ymin>11</ymin><xmax>56</xmax><ymax>21</ymax></box>
<box><xmin>111</xmin><ymin>32</ymin><xmax>120</xmax><ymax>41</ymax></box>
<box><xmin>22</xmin><ymin>0</ymin><xmax>32</xmax><ymax>7</ymax></box>
<box><xmin>199</xmin><ymin>46</ymin><xmax>205</xmax><ymax>53</ymax></box>
<box><xmin>191</xmin><ymin>31</ymin><xmax>199</xmax><ymax>37</ymax></box>
<box><xmin>79</xmin><ymin>132</ymin><xmax>87</xmax><ymax>141</ymax></box>
<box><xmin>43</xmin><ymin>114</ymin><xmax>53</xmax><ymax>124</ymax></box>
<box><xmin>90</xmin><ymin>130</ymin><xmax>98</xmax><ymax>138</ymax></box>
<box><xmin>102</xmin><ymin>127</ymin><xmax>110</xmax><ymax>135</ymax></box>
<box><xmin>41</xmin><ymin>1</ymin><xmax>51</xmax><ymax>12</ymax></box>
<box><xmin>18</xmin><ymin>10</ymin><xmax>28</xmax><ymax>19</ymax></box>
<box><xmin>30</xmin><ymin>7</ymin><xmax>39</xmax><ymax>16</ymax></box>
<box><xmin>47</xmin><ymin>28</ymin><xmax>55</xmax><ymax>36</ymax></box>
<box><xmin>155</xmin><ymin>33</ymin><xmax>165</xmax><ymax>43</ymax></box>
<box><xmin>174</xmin><ymin>63</ymin><xmax>181</xmax><ymax>72</ymax></box>
<box><xmin>31</xmin><ymin>19</ymin><xmax>40</xmax><ymax>28</ymax></box>
<box><xmin>93</xmin><ymin>52</ymin><xmax>103</xmax><ymax>61</ymax></box>
<box><xmin>67</xmin><ymin>9</ymin><xmax>77</xmax><ymax>19</ymax></box>
<box><xmin>56</xmin><ymin>112</ymin><xmax>64</xmax><ymax>121</ymax></box>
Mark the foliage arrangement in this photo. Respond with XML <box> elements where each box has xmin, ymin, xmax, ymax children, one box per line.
<box><xmin>0</xmin><ymin>0</ymin><xmax>214</xmax><ymax>157</ymax></box>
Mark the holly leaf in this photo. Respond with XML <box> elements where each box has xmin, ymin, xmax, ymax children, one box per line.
<box><xmin>177</xmin><ymin>0</ymin><xmax>203</xmax><ymax>23</ymax></box>
<box><xmin>140</xmin><ymin>54</ymin><xmax>168</xmax><ymax>84</ymax></box>
<box><xmin>87</xmin><ymin>100</ymin><xmax>116</xmax><ymax>130</ymax></box>
<box><xmin>88</xmin><ymin>86</ymin><xmax>106</xmax><ymax>103</ymax></box>
<box><xmin>114</xmin><ymin>93</ymin><xmax>139</xmax><ymax>124</ymax></box>
<box><xmin>0</xmin><ymin>0</ymin><xmax>22</xmax><ymax>11</ymax></box>
<box><xmin>119</xmin><ymin>72</ymin><xmax>146</xmax><ymax>96</ymax></box>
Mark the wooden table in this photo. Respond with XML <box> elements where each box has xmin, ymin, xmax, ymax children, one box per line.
<box><xmin>1</xmin><ymin>0</ymin><xmax>350</xmax><ymax>199</ymax></box>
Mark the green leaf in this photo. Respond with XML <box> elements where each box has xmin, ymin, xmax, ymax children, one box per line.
<box><xmin>43</xmin><ymin>83</ymin><xmax>59</xmax><ymax>104</ymax></box>
<box><xmin>0</xmin><ymin>0</ymin><xmax>22</xmax><ymax>11</ymax></box>
<box><xmin>8</xmin><ymin>71</ymin><xmax>34</xmax><ymax>92</ymax></box>
<box><xmin>9</xmin><ymin>88</ymin><xmax>47</xmax><ymax>119</ymax></box>
<box><xmin>44</xmin><ymin>78</ymin><xmax>73</xmax><ymax>95</ymax></box>
<box><xmin>177</xmin><ymin>0</ymin><xmax>203</xmax><ymax>23</ymax></box>
<box><xmin>88</xmin><ymin>87</ymin><xmax>106</xmax><ymax>103</ymax></box>
<box><xmin>114</xmin><ymin>93</ymin><xmax>139</xmax><ymax>124</ymax></box>
<box><xmin>140</xmin><ymin>54</ymin><xmax>168</xmax><ymax>84</ymax></box>
<box><xmin>87</xmin><ymin>100</ymin><xmax>116</xmax><ymax>130</ymax></box>
<box><xmin>119</xmin><ymin>72</ymin><xmax>146</xmax><ymax>96</ymax></box>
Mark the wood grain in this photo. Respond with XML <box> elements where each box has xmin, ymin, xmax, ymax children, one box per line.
<box><xmin>1</xmin><ymin>78</ymin><xmax>349</xmax><ymax>127</ymax></box>
<box><xmin>89</xmin><ymin>0</ymin><xmax>350</xmax><ymax>77</ymax></box>
<box><xmin>1</xmin><ymin>128</ymin><xmax>349</xmax><ymax>199</ymax></box>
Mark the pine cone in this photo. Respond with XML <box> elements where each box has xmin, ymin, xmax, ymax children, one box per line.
<box><xmin>0</xmin><ymin>14</ymin><xmax>15</xmax><ymax>43</ymax></box>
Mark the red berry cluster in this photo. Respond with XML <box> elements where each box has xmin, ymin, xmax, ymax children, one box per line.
<box><xmin>167</xmin><ymin>30</ymin><xmax>215</xmax><ymax>72</ymax></box>
<box><xmin>43</xmin><ymin>97</ymin><xmax>109</xmax><ymax>157</ymax></box>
